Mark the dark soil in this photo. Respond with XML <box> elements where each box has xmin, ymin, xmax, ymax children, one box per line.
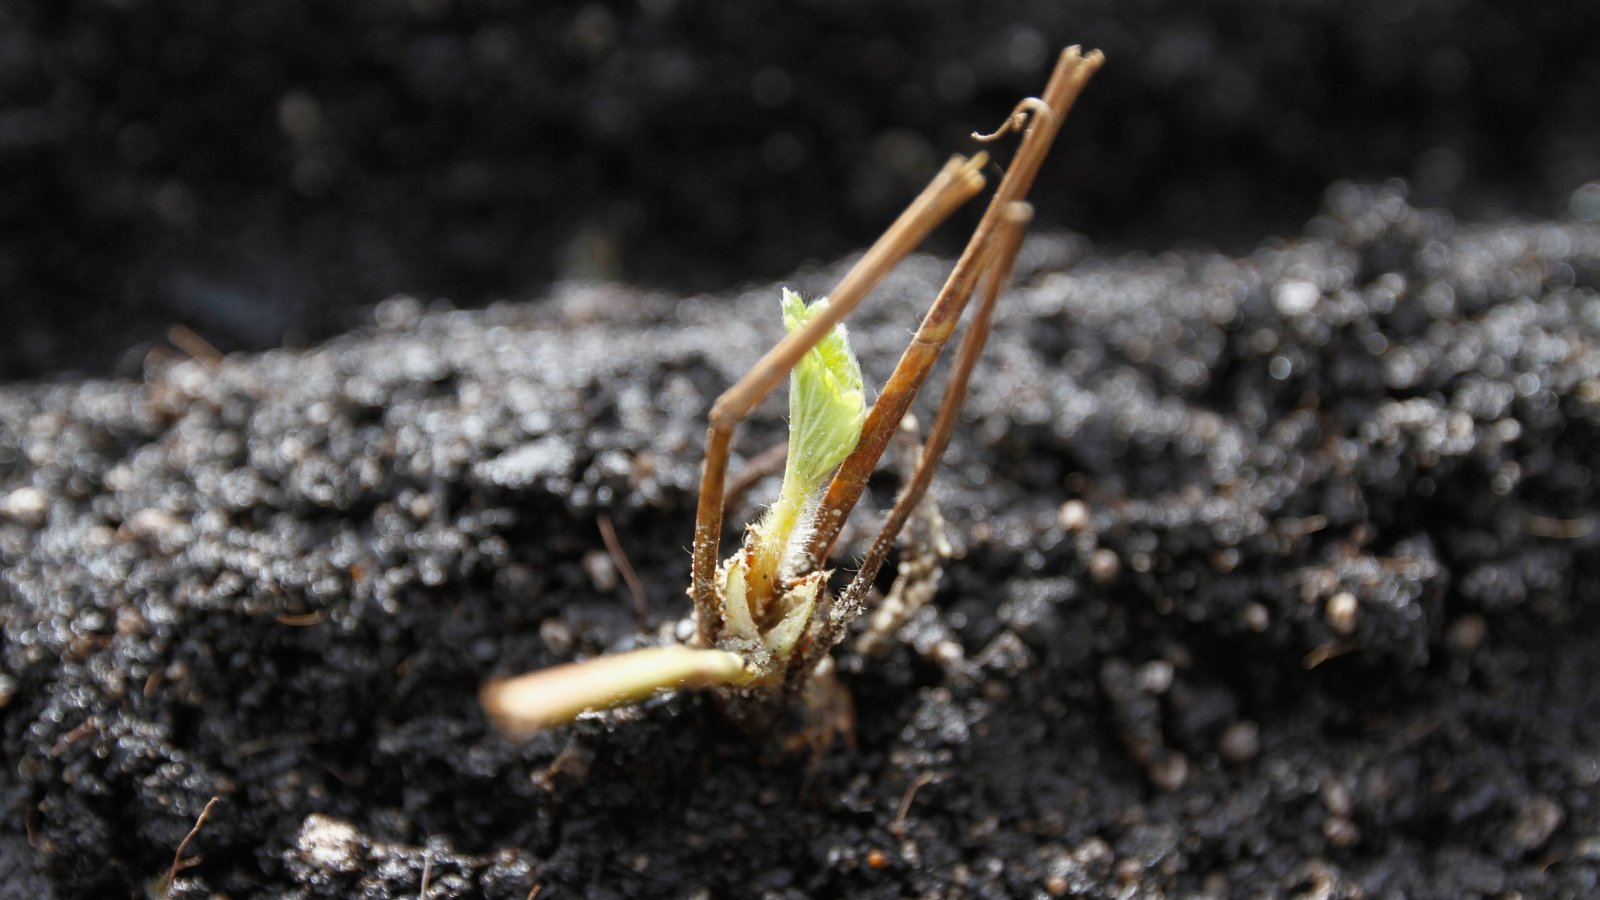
<box><xmin>4</xmin><ymin>183</ymin><xmax>1600</xmax><ymax>897</ymax></box>
<box><xmin>5</xmin><ymin>0</ymin><xmax>1600</xmax><ymax>379</ymax></box>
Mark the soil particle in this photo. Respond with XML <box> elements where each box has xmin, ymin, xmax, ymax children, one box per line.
<box><xmin>1508</xmin><ymin>794</ymin><xmax>1565</xmax><ymax>855</ymax></box>
<box><xmin>1219</xmin><ymin>719</ymin><xmax>1261</xmax><ymax>765</ymax></box>
<box><xmin>4</xmin><ymin>185</ymin><xmax>1600</xmax><ymax>896</ymax></box>
<box><xmin>0</xmin><ymin>488</ymin><xmax>48</xmax><ymax>527</ymax></box>
<box><xmin>283</xmin><ymin>813</ymin><xmax>539</xmax><ymax>899</ymax></box>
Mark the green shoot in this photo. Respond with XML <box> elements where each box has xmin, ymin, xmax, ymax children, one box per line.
<box><xmin>716</xmin><ymin>290</ymin><xmax>865</xmax><ymax>682</ymax></box>
<box><xmin>481</xmin><ymin>44</ymin><xmax>1101</xmax><ymax>736</ymax></box>
<box><xmin>741</xmin><ymin>291</ymin><xmax>866</xmax><ymax>603</ymax></box>
<box><xmin>482</xmin><ymin>290</ymin><xmax>865</xmax><ymax>725</ymax></box>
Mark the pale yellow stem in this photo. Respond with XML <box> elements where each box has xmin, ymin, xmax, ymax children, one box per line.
<box><xmin>481</xmin><ymin>646</ymin><xmax>752</xmax><ymax>734</ymax></box>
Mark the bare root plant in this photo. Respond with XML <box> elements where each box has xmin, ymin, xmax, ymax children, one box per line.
<box><xmin>482</xmin><ymin>46</ymin><xmax>1103</xmax><ymax>735</ymax></box>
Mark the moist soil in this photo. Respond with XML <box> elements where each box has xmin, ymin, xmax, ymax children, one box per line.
<box><xmin>4</xmin><ymin>184</ymin><xmax>1600</xmax><ymax>897</ymax></box>
<box><xmin>6</xmin><ymin>0</ymin><xmax>1600</xmax><ymax>380</ymax></box>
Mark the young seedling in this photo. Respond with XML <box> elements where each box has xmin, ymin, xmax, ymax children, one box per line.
<box><xmin>482</xmin><ymin>46</ymin><xmax>1103</xmax><ymax>734</ymax></box>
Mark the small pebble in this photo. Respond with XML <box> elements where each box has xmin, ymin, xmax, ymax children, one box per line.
<box><xmin>1448</xmin><ymin>614</ymin><xmax>1487</xmax><ymax>653</ymax></box>
<box><xmin>0</xmin><ymin>487</ymin><xmax>47</xmax><ymax>526</ymax></box>
<box><xmin>297</xmin><ymin>814</ymin><xmax>362</xmax><ymax>874</ymax></box>
<box><xmin>1150</xmin><ymin>752</ymin><xmax>1189</xmax><ymax>791</ymax></box>
<box><xmin>1058</xmin><ymin>499</ymin><xmax>1090</xmax><ymax>532</ymax></box>
<box><xmin>539</xmin><ymin>619</ymin><xmax>574</xmax><ymax>656</ymax></box>
<box><xmin>1136</xmin><ymin>660</ymin><xmax>1174</xmax><ymax>695</ymax></box>
<box><xmin>118</xmin><ymin>508</ymin><xmax>182</xmax><ymax>542</ymax></box>
<box><xmin>1509</xmin><ymin>795</ymin><xmax>1564</xmax><ymax>852</ymax></box>
<box><xmin>583</xmin><ymin>549</ymin><xmax>618</xmax><ymax>592</ymax></box>
<box><xmin>1322</xmin><ymin>816</ymin><xmax>1360</xmax><ymax>848</ymax></box>
<box><xmin>1242</xmin><ymin>603</ymin><xmax>1270</xmax><ymax>633</ymax></box>
<box><xmin>1321</xmin><ymin>780</ymin><xmax>1352</xmax><ymax>817</ymax></box>
<box><xmin>1088</xmin><ymin>548</ymin><xmax>1120</xmax><ymax>584</ymax></box>
<box><xmin>1325</xmin><ymin>591</ymin><xmax>1358</xmax><ymax>636</ymax></box>
<box><xmin>1219</xmin><ymin>720</ymin><xmax>1260</xmax><ymax>763</ymax></box>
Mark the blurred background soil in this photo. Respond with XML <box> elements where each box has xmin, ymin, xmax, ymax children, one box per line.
<box><xmin>3</xmin><ymin>0</ymin><xmax>1598</xmax><ymax>379</ymax></box>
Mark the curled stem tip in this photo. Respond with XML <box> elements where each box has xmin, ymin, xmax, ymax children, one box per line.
<box><xmin>972</xmin><ymin>97</ymin><xmax>1057</xmax><ymax>143</ymax></box>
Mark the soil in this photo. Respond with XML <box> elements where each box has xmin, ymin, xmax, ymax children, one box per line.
<box><xmin>7</xmin><ymin>1</ymin><xmax>1600</xmax><ymax>897</ymax></box>
<box><xmin>5</xmin><ymin>0</ymin><xmax>1600</xmax><ymax>380</ymax></box>
<box><xmin>3</xmin><ymin>182</ymin><xmax>1600</xmax><ymax>898</ymax></box>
